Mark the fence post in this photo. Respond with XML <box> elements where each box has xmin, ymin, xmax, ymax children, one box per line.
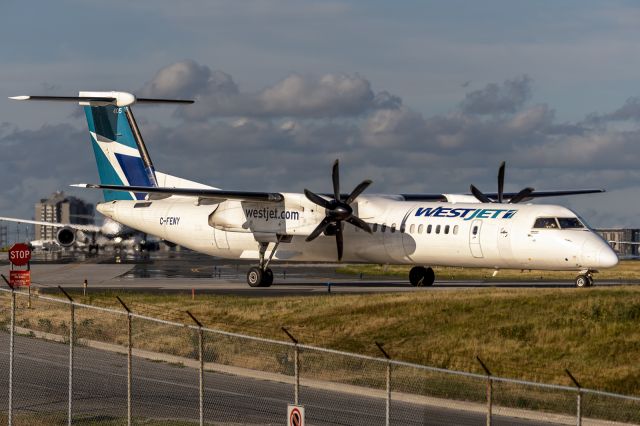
<box><xmin>117</xmin><ymin>297</ymin><xmax>133</xmax><ymax>426</ymax></box>
<box><xmin>281</xmin><ymin>328</ymin><xmax>300</xmax><ymax>405</ymax></box>
<box><xmin>375</xmin><ymin>342</ymin><xmax>392</xmax><ymax>426</ymax></box>
<box><xmin>476</xmin><ymin>356</ymin><xmax>493</xmax><ymax>426</ymax></box>
<box><xmin>187</xmin><ymin>311</ymin><xmax>204</xmax><ymax>426</ymax></box>
<box><xmin>2</xmin><ymin>274</ymin><xmax>15</xmax><ymax>426</ymax></box>
<box><xmin>565</xmin><ymin>369</ymin><xmax>582</xmax><ymax>426</ymax></box>
<box><xmin>58</xmin><ymin>286</ymin><xmax>74</xmax><ymax>426</ymax></box>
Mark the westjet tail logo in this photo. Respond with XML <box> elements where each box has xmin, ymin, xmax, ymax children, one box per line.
<box><xmin>415</xmin><ymin>206</ymin><xmax>517</xmax><ymax>221</ymax></box>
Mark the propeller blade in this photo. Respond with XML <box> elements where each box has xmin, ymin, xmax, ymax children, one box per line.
<box><xmin>509</xmin><ymin>187</ymin><xmax>535</xmax><ymax>204</ymax></box>
<box><xmin>346</xmin><ymin>216</ymin><xmax>372</xmax><ymax>234</ymax></box>
<box><xmin>332</xmin><ymin>159</ymin><xmax>340</xmax><ymax>201</ymax></box>
<box><xmin>304</xmin><ymin>189</ymin><xmax>332</xmax><ymax>209</ymax></box>
<box><xmin>335</xmin><ymin>221</ymin><xmax>344</xmax><ymax>261</ymax></box>
<box><xmin>470</xmin><ymin>184</ymin><xmax>493</xmax><ymax>203</ymax></box>
<box><xmin>497</xmin><ymin>161</ymin><xmax>505</xmax><ymax>203</ymax></box>
<box><xmin>305</xmin><ymin>217</ymin><xmax>332</xmax><ymax>242</ymax></box>
<box><xmin>345</xmin><ymin>180</ymin><xmax>372</xmax><ymax>205</ymax></box>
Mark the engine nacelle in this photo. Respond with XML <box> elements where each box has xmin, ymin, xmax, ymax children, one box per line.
<box><xmin>56</xmin><ymin>227</ymin><xmax>76</xmax><ymax>247</ymax></box>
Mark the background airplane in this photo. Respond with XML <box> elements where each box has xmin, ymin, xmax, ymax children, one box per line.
<box><xmin>9</xmin><ymin>92</ymin><xmax>618</xmax><ymax>287</ymax></box>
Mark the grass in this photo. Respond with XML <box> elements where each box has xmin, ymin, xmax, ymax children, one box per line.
<box><xmin>6</xmin><ymin>286</ymin><xmax>640</xmax><ymax>395</ymax></box>
<box><xmin>337</xmin><ymin>259</ymin><xmax>640</xmax><ymax>281</ymax></box>
<box><xmin>2</xmin><ymin>284</ymin><xmax>640</xmax><ymax>422</ymax></box>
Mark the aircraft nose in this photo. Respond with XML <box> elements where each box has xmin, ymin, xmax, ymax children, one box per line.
<box><xmin>598</xmin><ymin>246</ymin><xmax>619</xmax><ymax>268</ymax></box>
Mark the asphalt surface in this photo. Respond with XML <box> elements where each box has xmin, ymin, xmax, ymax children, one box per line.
<box><xmin>0</xmin><ymin>332</ymin><xmax>562</xmax><ymax>425</ymax></box>
<box><xmin>1</xmin><ymin>250</ymin><xmax>636</xmax><ymax>295</ymax></box>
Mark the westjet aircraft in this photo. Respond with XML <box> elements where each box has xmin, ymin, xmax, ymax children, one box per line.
<box><xmin>9</xmin><ymin>92</ymin><xmax>618</xmax><ymax>287</ymax></box>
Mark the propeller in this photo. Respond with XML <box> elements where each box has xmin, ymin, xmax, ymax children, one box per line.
<box><xmin>470</xmin><ymin>161</ymin><xmax>534</xmax><ymax>204</ymax></box>
<box><xmin>304</xmin><ymin>159</ymin><xmax>373</xmax><ymax>261</ymax></box>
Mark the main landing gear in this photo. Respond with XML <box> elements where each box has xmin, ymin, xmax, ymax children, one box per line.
<box><xmin>575</xmin><ymin>271</ymin><xmax>595</xmax><ymax>288</ymax></box>
<box><xmin>246</xmin><ymin>239</ymin><xmax>282</xmax><ymax>287</ymax></box>
<box><xmin>409</xmin><ymin>266</ymin><xmax>435</xmax><ymax>287</ymax></box>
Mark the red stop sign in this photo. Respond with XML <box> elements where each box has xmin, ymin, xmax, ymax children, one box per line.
<box><xmin>9</xmin><ymin>243</ymin><xmax>31</xmax><ymax>266</ymax></box>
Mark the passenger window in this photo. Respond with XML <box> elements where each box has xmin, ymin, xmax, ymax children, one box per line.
<box><xmin>453</xmin><ymin>225</ymin><xmax>458</xmax><ymax>235</ymax></box>
<box><xmin>410</xmin><ymin>224</ymin><xmax>415</xmax><ymax>233</ymax></box>
<box><xmin>472</xmin><ymin>226</ymin><xmax>478</xmax><ymax>235</ymax></box>
<box><xmin>418</xmin><ymin>224</ymin><xmax>423</xmax><ymax>234</ymax></box>
<box><xmin>373</xmin><ymin>223</ymin><xmax>378</xmax><ymax>232</ymax></box>
<box><xmin>381</xmin><ymin>224</ymin><xmax>387</xmax><ymax>233</ymax></box>
<box><xmin>533</xmin><ymin>218</ymin><xmax>559</xmax><ymax>229</ymax></box>
<box><xmin>557</xmin><ymin>217</ymin><xmax>584</xmax><ymax>229</ymax></box>
<box><xmin>391</xmin><ymin>224</ymin><xmax>396</xmax><ymax>233</ymax></box>
<box><xmin>444</xmin><ymin>225</ymin><xmax>450</xmax><ymax>234</ymax></box>
<box><xmin>436</xmin><ymin>225</ymin><xmax>441</xmax><ymax>234</ymax></box>
<box><xmin>427</xmin><ymin>224</ymin><xmax>432</xmax><ymax>234</ymax></box>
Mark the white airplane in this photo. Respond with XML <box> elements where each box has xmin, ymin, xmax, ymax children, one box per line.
<box><xmin>9</xmin><ymin>91</ymin><xmax>618</xmax><ymax>288</ymax></box>
<box><xmin>0</xmin><ymin>216</ymin><xmax>142</xmax><ymax>252</ymax></box>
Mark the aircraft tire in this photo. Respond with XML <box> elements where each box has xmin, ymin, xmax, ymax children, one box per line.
<box><xmin>261</xmin><ymin>268</ymin><xmax>274</xmax><ymax>287</ymax></box>
<box><xmin>409</xmin><ymin>266</ymin><xmax>427</xmax><ymax>286</ymax></box>
<box><xmin>424</xmin><ymin>267</ymin><xmax>435</xmax><ymax>286</ymax></box>
<box><xmin>247</xmin><ymin>267</ymin><xmax>263</xmax><ymax>287</ymax></box>
<box><xmin>575</xmin><ymin>274</ymin><xmax>590</xmax><ymax>288</ymax></box>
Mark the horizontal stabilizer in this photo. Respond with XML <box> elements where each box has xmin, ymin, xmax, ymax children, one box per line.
<box><xmin>10</xmin><ymin>92</ymin><xmax>193</xmax><ymax>107</ymax></box>
<box><xmin>72</xmin><ymin>183</ymin><xmax>284</xmax><ymax>203</ymax></box>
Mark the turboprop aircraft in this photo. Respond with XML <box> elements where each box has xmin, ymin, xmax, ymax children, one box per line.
<box><xmin>9</xmin><ymin>91</ymin><xmax>618</xmax><ymax>288</ymax></box>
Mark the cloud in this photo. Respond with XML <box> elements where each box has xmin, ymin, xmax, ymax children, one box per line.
<box><xmin>4</xmin><ymin>66</ymin><xmax>640</xmax><ymax>228</ymax></box>
<box><xmin>461</xmin><ymin>75</ymin><xmax>532</xmax><ymax>115</ymax></box>
<box><xmin>139</xmin><ymin>60</ymin><xmax>398</xmax><ymax>119</ymax></box>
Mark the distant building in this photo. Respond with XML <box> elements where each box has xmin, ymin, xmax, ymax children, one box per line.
<box><xmin>596</xmin><ymin>228</ymin><xmax>640</xmax><ymax>258</ymax></box>
<box><xmin>34</xmin><ymin>191</ymin><xmax>94</xmax><ymax>241</ymax></box>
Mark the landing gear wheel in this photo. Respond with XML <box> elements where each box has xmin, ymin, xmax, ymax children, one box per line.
<box><xmin>424</xmin><ymin>267</ymin><xmax>435</xmax><ymax>286</ymax></box>
<box><xmin>409</xmin><ymin>266</ymin><xmax>435</xmax><ymax>287</ymax></box>
<box><xmin>247</xmin><ymin>267</ymin><xmax>263</xmax><ymax>287</ymax></box>
<box><xmin>261</xmin><ymin>268</ymin><xmax>274</xmax><ymax>287</ymax></box>
<box><xmin>246</xmin><ymin>267</ymin><xmax>274</xmax><ymax>287</ymax></box>
<box><xmin>575</xmin><ymin>274</ymin><xmax>590</xmax><ymax>288</ymax></box>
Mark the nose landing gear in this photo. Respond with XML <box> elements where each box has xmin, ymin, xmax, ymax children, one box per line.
<box><xmin>575</xmin><ymin>271</ymin><xmax>594</xmax><ymax>288</ymax></box>
<box><xmin>409</xmin><ymin>266</ymin><xmax>435</xmax><ymax>286</ymax></box>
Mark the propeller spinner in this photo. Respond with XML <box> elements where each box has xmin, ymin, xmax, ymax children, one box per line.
<box><xmin>470</xmin><ymin>161</ymin><xmax>534</xmax><ymax>204</ymax></box>
<box><xmin>304</xmin><ymin>159</ymin><xmax>372</xmax><ymax>261</ymax></box>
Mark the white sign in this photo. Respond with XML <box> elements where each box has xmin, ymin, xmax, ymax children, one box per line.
<box><xmin>287</xmin><ymin>404</ymin><xmax>305</xmax><ymax>426</ymax></box>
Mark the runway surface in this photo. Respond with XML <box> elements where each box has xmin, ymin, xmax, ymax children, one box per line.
<box><xmin>0</xmin><ymin>332</ymin><xmax>560</xmax><ymax>425</ymax></box>
<box><xmin>0</xmin><ymin>250</ymin><xmax>635</xmax><ymax>295</ymax></box>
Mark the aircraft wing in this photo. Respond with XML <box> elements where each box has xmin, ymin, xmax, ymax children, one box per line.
<box><xmin>0</xmin><ymin>216</ymin><xmax>102</xmax><ymax>232</ymax></box>
<box><xmin>399</xmin><ymin>189</ymin><xmax>604</xmax><ymax>202</ymax></box>
<box><xmin>72</xmin><ymin>184</ymin><xmax>285</xmax><ymax>203</ymax></box>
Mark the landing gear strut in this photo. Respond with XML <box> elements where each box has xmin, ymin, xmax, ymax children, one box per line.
<box><xmin>409</xmin><ymin>266</ymin><xmax>435</xmax><ymax>287</ymax></box>
<box><xmin>246</xmin><ymin>238</ymin><xmax>281</xmax><ymax>287</ymax></box>
<box><xmin>575</xmin><ymin>271</ymin><xmax>594</xmax><ymax>288</ymax></box>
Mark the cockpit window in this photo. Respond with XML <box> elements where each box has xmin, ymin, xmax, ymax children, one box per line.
<box><xmin>533</xmin><ymin>217</ymin><xmax>559</xmax><ymax>229</ymax></box>
<box><xmin>557</xmin><ymin>217</ymin><xmax>584</xmax><ymax>229</ymax></box>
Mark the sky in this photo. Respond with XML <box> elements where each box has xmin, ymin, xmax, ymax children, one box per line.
<box><xmin>2</xmin><ymin>0</ymin><xmax>640</xmax><ymax>232</ymax></box>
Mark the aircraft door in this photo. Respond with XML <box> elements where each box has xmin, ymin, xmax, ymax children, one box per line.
<box><xmin>497</xmin><ymin>222</ymin><xmax>513</xmax><ymax>263</ymax></box>
<box><xmin>469</xmin><ymin>220</ymin><xmax>483</xmax><ymax>258</ymax></box>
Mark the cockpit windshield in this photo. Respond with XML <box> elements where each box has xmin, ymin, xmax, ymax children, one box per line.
<box><xmin>557</xmin><ymin>217</ymin><xmax>584</xmax><ymax>229</ymax></box>
<box><xmin>533</xmin><ymin>217</ymin><xmax>585</xmax><ymax>230</ymax></box>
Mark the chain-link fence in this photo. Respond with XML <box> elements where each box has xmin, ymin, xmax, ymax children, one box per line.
<box><xmin>0</xmin><ymin>285</ymin><xmax>638</xmax><ymax>425</ymax></box>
